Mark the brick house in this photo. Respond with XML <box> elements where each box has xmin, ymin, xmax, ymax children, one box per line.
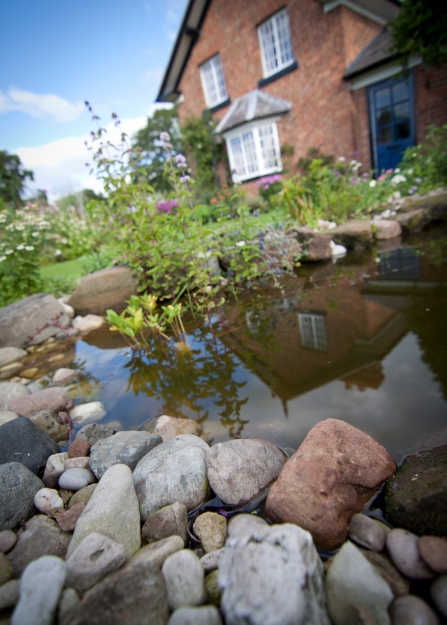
<box><xmin>156</xmin><ymin>0</ymin><xmax>447</xmax><ymax>191</ymax></box>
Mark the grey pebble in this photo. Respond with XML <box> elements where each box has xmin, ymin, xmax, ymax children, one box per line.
<box><xmin>386</xmin><ymin>529</ymin><xmax>435</xmax><ymax>580</ymax></box>
<box><xmin>58</xmin><ymin>468</ymin><xmax>96</xmax><ymax>491</ymax></box>
<box><xmin>389</xmin><ymin>594</ymin><xmax>437</xmax><ymax>625</ymax></box>
<box><xmin>348</xmin><ymin>514</ymin><xmax>386</xmax><ymax>552</ymax></box>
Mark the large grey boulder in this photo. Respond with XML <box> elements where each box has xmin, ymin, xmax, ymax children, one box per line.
<box><xmin>330</xmin><ymin>220</ymin><xmax>373</xmax><ymax>250</ymax></box>
<box><xmin>69</xmin><ymin>559</ymin><xmax>169</xmax><ymax>625</ymax></box>
<box><xmin>67</xmin><ymin>266</ymin><xmax>138</xmax><ymax>315</ymax></box>
<box><xmin>0</xmin><ymin>293</ymin><xmax>69</xmax><ymax>348</ymax></box>
<box><xmin>11</xmin><ymin>556</ymin><xmax>66</xmax><ymax>625</ymax></box>
<box><xmin>206</xmin><ymin>439</ymin><xmax>286</xmax><ymax>506</ymax></box>
<box><xmin>0</xmin><ymin>418</ymin><xmax>59</xmax><ymax>476</ymax></box>
<box><xmin>384</xmin><ymin>444</ymin><xmax>447</xmax><ymax>536</ymax></box>
<box><xmin>0</xmin><ymin>347</ymin><xmax>27</xmax><ymax>368</ymax></box>
<box><xmin>0</xmin><ymin>382</ymin><xmax>30</xmax><ymax>412</ymax></box>
<box><xmin>219</xmin><ymin>523</ymin><xmax>329</xmax><ymax>625</ymax></box>
<box><xmin>89</xmin><ymin>430</ymin><xmax>162</xmax><ymax>479</ymax></box>
<box><xmin>0</xmin><ymin>463</ymin><xmax>43</xmax><ymax>531</ymax></box>
<box><xmin>133</xmin><ymin>434</ymin><xmax>210</xmax><ymax>521</ymax></box>
<box><xmin>67</xmin><ymin>464</ymin><xmax>140</xmax><ymax>559</ymax></box>
<box><xmin>289</xmin><ymin>226</ymin><xmax>332</xmax><ymax>261</ymax></box>
<box><xmin>326</xmin><ymin>541</ymin><xmax>393</xmax><ymax>625</ymax></box>
<box><xmin>7</xmin><ymin>515</ymin><xmax>71</xmax><ymax>577</ymax></box>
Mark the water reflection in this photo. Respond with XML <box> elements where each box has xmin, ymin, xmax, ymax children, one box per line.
<box><xmin>71</xmin><ymin>230</ymin><xmax>447</xmax><ymax>461</ymax></box>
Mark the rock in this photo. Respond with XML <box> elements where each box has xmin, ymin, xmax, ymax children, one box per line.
<box><xmin>71</xmin><ymin>315</ymin><xmax>104</xmax><ymax>334</ymax></box>
<box><xmin>89</xmin><ymin>430</ymin><xmax>161</xmax><ymax>479</ymax></box>
<box><xmin>0</xmin><ymin>411</ymin><xmax>18</xmax><ymax>427</ymax></box>
<box><xmin>326</xmin><ymin>540</ymin><xmax>393</xmax><ymax>625</ymax></box>
<box><xmin>266</xmin><ymin>419</ymin><xmax>396</xmax><ymax>551</ymax></box>
<box><xmin>42</xmin><ymin>453</ymin><xmax>69</xmax><ymax>488</ymax></box>
<box><xmin>373</xmin><ymin>219</ymin><xmax>402</xmax><ymax>240</ymax></box>
<box><xmin>431</xmin><ymin>575</ymin><xmax>447</xmax><ymax>618</ymax></box>
<box><xmin>59</xmin><ymin>489</ymin><xmax>74</xmax><ymax>507</ymax></box>
<box><xmin>0</xmin><ymin>579</ymin><xmax>20</xmax><ymax>610</ymax></box>
<box><xmin>8</xmin><ymin>387</ymin><xmax>72</xmax><ymax>417</ymax></box>
<box><xmin>55</xmin><ymin>503</ymin><xmax>86</xmax><ymax>532</ymax></box>
<box><xmin>0</xmin><ymin>531</ymin><xmax>17</xmax><ymax>554</ymax></box>
<box><xmin>33</xmin><ymin>488</ymin><xmax>64</xmax><ymax>515</ymax></box>
<box><xmin>58</xmin><ymin>468</ymin><xmax>96</xmax><ymax>491</ymax></box>
<box><xmin>263</xmin><ymin>234</ymin><xmax>302</xmax><ymax>269</ymax></box>
<box><xmin>0</xmin><ymin>362</ymin><xmax>23</xmax><ymax>380</ymax></box>
<box><xmin>7</xmin><ymin>515</ymin><xmax>70</xmax><ymax>577</ymax></box>
<box><xmin>0</xmin><ymin>463</ymin><xmax>43</xmax><ymax>531</ymax></box>
<box><xmin>68</xmin><ymin>484</ymin><xmax>96</xmax><ymax>509</ymax></box>
<box><xmin>330</xmin><ymin>220</ymin><xmax>373</xmax><ymax>250</ymax></box>
<box><xmin>29</xmin><ymin>410</ymin><xmax>68</xmax><ymax>443</ymax></box>
<box><xmin>139</xmin><ymin>415</ymin><xmax>200</xmax><ymax>442</ymax></box>
<box><xmin>131</xmin><ymin>536</ymin><xmax>184</xmax><ymax>569</ymax></box>
<box><xmin>142</xmin><ymin>502</ymin><xmax>188</xmax><ymax>545</ymax></box>
<box><xmin>162</xmin><ymin>549</ymin><xmax>206</xmax><ymax>610</ymax></box>
<box><xmin>0</xmin><ymin>293</ymin><xmax>69</xmax><ymax>348</ymax></box>
<box><xmin>206</xmin><ymin>439</ymin><xmax>286</xmax><ymax>506</ymax></box>
<box><xmin>348</xmin><ymin>514</ymin><xmax>386</xmax><ymax>552</ymax></box>
<box><xmin>68</xmin><ymin>439</ymin><xmax>91</xmax><ymax>458</ymax></box>
<box><xmin>11</xmin><ymin>555</ymin><xmax>66</xmax><ymax>625</ymax></box>
<box><xmin>200</xmin><ymin>549</ymin><xmax>225</xmax><ymax>573</ymax></box>
<box><xmin>133</xmin><ymin>434</ymin><xmax>210</xmax><ymax>520</ymax></box>
<box><xmin>193</xmin><ymin>513</ymin><xmax>226</xmax><ymax>553</ymax></box>
<box><xmin>65</xmin><ymin>532</ymin><xmax>127</xmax><ymax>594</ymax></box>
<box><xmin>65</xmin><ymin>457</ymin><xmax>90</xmax><ymax>471</ymax></box>
<box><xmin>0</xmin><ymin>348</ymin><xmax>27</xmax><ymax>368</ymax></box>
<box><xmin>69</xmin><ymin>558</ymin><xmax>168</xmax><ymax>625</ymax></box>
<box><xmin>0</xmin><ymin>418</ymin><xmax>59</xmax><ymax>475</ymax></box>
<box><xmin>57</xmin><ymin>588</ymin><xmax>80</xmax><ymax>625</ymax></box>
<box><xmin>0</xmin><ymin>382</ymin><xmax>30</xmax><ymax>412</ymax></box>
<box><xmin>419</xmin><ymin>535</ymin><xmax>447</xmax><ymax>574</ymax></box>
<box><xmin>67</xmin><ymin>464</ymin><xmax>140</xmax><ymax>559</ymax></box>
<box><xmin>205</xmin><ymin>569</ymin><xmax>220</xmax><ymax>606</ymax></box>
<box><xmin>76</xmin><ymin>423</ymin><xmax>116</xmax><ymax>445</ymax></box>
<box><xmin>219</xmin><ymin>523</ymin><xmax>329</xmax><ymax>625</ymax></box>
<box><xmin>69</xmin><ymin>402</ymin><xmax>106</xmax><ymax>425</ymax></box>
<box><xmin>227</xmin><ymin>514</ymin><xmax>269</xmax><ymax>540</ymax></box>
<box><xmin>18</xmin><ymin>366</ymin><xmax>38</xmax><ymax>379</ymax></box>
<box><xmin>168</xmin><ymin>605</ymin><xmax>222</xmax><ymax>625</ymax></box>
<box><xmin>386</xmin><ymin>529</ymin><xmax>435</xmax><ymax>579</ymax></box>
<box><xmin>362</xmin><ymin>551</ymin><xmax>410</xmax><ymax>597</ymax></box>
<box><xmin>290</xmin><ymin>226</ymin><xmax>332</xmax><ymax>261</ymax></box>
<box><xmin>384</xmin><ymin>445</ymin><xmax>447</xmax><ymax>536</ymax></box>
<box><xmin>0</xmin><ymin>553</ymin><xmax>13</xmax><ymax>585</ymax></box>
<box><xmin>68</xmin><ymin>266</ymin><xmax>138</xmax><ymax>316</ymax></box>
<box><xmin>389</xmin><ymin>595</ymin><xmax>437</xmax><ymax>625</ymax></box>
<box><xmin>51</xmin><ymin>368</ymin><xmax>78</xmax><ymax>386</ymax></box>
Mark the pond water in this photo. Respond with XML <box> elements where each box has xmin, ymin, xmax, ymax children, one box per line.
<box><xmin>36</xmin><ymin>227</ymin><xmax>447</xmax><ymax>463</ymax></box>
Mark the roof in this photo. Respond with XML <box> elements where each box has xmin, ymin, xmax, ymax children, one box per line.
<box><xmin>157</xmin><ymin>0</ymin><xmax>400</xmax><ymax>103</ymax></box>
<box><xmin>344</xmin><ymin>28</ymin><xmax>396</xmax><ymax>78</ymax></box>
<box><xmin>214</xmin><ymin>90</ymin><xmax>292</xmax><ymax>134</ymax></box>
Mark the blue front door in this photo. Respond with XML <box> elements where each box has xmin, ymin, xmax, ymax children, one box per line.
<box><xmin>369</xmin><ymin>75</ymin><xmax>415</xmax><ymax>173</ymax></box>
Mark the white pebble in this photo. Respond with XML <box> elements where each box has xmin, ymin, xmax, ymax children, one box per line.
<box><xmin>58</xmin><ymin>468</ymin><xmax>96</xmax><ymax>491</ymax></box>
<box><xmin>34</xmin><ymin>489</ymin><xmax>63</xmax><ymax>515</ymax></box>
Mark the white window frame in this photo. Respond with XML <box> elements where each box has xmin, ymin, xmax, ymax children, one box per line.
<box><xmin>224</xmin><ymin>118</ymin><xmax>283</xmax><ymax>183</ymax></box>
<box><xmin>257</xmin><ymin>8</ymin><xmax>295</xmax><ymax>79</ymax></box>
<box><xmin>298</xmin><ymin>313</ymin><xmax>328</xmax><ymax>351</ymax></box>
<box><xmin>199</xmin><ymin>54</ymin><xmax>228</xmax><ymax>109</ymax></box>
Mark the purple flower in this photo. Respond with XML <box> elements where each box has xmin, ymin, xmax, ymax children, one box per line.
<box><xmin>177</xmin><ymin>162</ymin><xmax>187</xmax><ymax>169</ymax></box>
<box><xmin>349</xmin><ymin>177</ymin><xmax>359</xmax><ymax>185</ymax></box>
<box><xmin>175</xmin><ymin>154</ymin><xmax>186</xmax><ymax>165</ymax></box>
<box><xmin>160</xmin><ymin>132</ymin><xmax>170</xmax><ymax>142</ymax></box>
<box><xmin>156</xmin><ymin>200</ymin><xmax>179</xmax><ymax>214</ymax></box>
<box><xmin>415</xmin><ymin>177</ymin><xmax>422</xmax><ymax>183</ymax></box>
<box><xmin>256</xmin><ymin>174</ymin><xmax>282</xmax><ymax>189</ymax></box>
<box><xmin>180</xmin><ymin>175</ymin><xmax>190</xmax><ymax>183</ymax></box>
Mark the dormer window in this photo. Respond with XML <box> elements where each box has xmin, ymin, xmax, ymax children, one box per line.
<box><xmin>200</xmin><ymin>54</ymin><xmax>228</xmax><ymax>109</ymax></box>
<box><xmin>257</xmin><ymin>8</ymin><xmax>294</xmax><ymax>79</ymax></box>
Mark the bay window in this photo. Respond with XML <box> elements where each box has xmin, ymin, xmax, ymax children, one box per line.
<box><xmin>225</xmin><ymin>121</ymin><xmax>282</xmax><ymax>183</ymax></box>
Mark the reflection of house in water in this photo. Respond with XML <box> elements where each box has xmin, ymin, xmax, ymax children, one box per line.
<box><xmin>221</xmin><ymin>263</ymin><xmax>407</xmax><ymax>405</ymax></box>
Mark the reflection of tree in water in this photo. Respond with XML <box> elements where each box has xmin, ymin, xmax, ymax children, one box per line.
<box><xmin>404</xmin><ymin>286</ymin><xmax>447</xmax><ymax>402</ymax></box>
<box><xmin>123</xmin><ymin>325</ymin><xmax>249</xmax><ymax>439</ymax></box>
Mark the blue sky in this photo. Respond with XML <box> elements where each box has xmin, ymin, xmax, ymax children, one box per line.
<box><xmin>0</xmin><ymin>0</ymin><xmax>188</xmax><ymax>198</ymax></box>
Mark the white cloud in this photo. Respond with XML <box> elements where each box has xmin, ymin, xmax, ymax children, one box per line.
<box><xmin>16</xmin><ymin>105</ymin><xmax>173</xmax><ymax>201</ymax></box>
<box><xmin>141</xmin><ymin>66</ymin><xmax>164</xmax><ymax>86</ymax></box>
<box><xmin>0</xmin><ymin>87</ymin><xmax>84</xmax><ymax>123</ymax></box>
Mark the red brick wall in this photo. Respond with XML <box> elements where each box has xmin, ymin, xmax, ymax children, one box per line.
<box><xmin>177</xmin><ymin>0</ymin><xmax>381</xmax><ymax>189</ymax></box>
<box><xmin>414</xmin><ymin>64</ymin><xmax>447</xmax><ymax>143</ymax></box>
<box><xmin>351</xmin><ymin>87</ymin><xmax>373</xmax><ymax>171</ymax></box>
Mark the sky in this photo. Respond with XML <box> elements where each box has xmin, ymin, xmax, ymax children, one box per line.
<box><xmin>0</xmin><ymin>0</ymin><xmax>188</xmax><ymax>199</ymax></box>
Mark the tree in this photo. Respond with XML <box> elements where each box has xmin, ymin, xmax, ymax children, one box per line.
<box><xmin>0</xmin><ymin>150</ymin><xmax>34</xmax><ymax>208</ymax></box>
<box><xmin>389</xmin><ymin>0</ymin><xmax>447</xmax><ymax>68</ymax></box>
<box><xmin>132</xmin><ymin>106</ymin><xmax>184</xmax><ymax>193</ymax></box>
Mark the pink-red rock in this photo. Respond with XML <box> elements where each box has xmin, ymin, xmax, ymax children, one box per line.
<box><xmin>419</xmin><ymin>536</ymin><xmax>447</xmax><ymax>574</ymax></box>
<box><xmin>8</xmin><ymin>387</ymin><xmax>72</xmax><ymax>417</ymax></box>
<box><xmin>56</xmin><ymin>502</ymin><xmax>86</xmax><ymax>532</ymax></box>
<box><xmin>68</xmin><ymin>439</ymin><xmax>91</xmax><ymax>458</ymax></box>
<box><xmin>265</xmin><ymin>419</ymin><xmax>396</xmax><ymax>551</ymax></box>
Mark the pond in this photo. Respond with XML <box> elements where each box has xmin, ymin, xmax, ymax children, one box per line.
<box><xmin>32</xmin><ymin>227</ymin><xmax>447</xmax><ymax>464</ymax></box>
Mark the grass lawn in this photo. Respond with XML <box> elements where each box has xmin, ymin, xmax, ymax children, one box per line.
<box><xmin>40</xmin><ymin>256</ymin><xmax>89</xmax><ymax>284</ymax></box>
